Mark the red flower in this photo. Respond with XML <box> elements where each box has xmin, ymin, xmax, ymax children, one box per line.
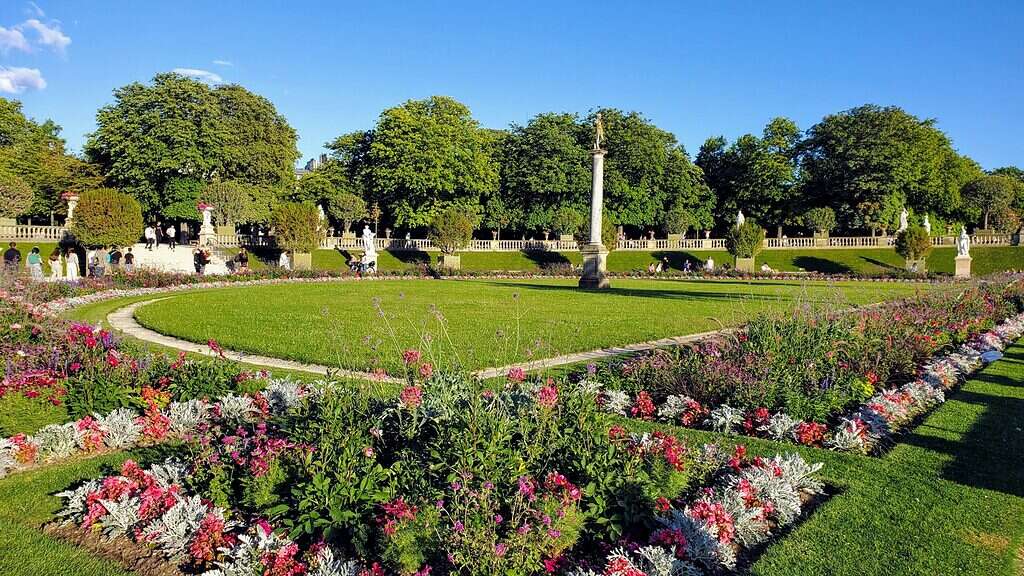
<box><xmin>399</xmin><ymin>385</ymin><xmax>423</xmax><ymax>409</ymax></box>
<box><xmin>402</xmin><ymin>349</ymin><xmax>422</xmax><ymax>365</ymax></box>
<box><xmin>418</xmin><ymin>362</ymin><xmax>433</xmax><ymax>379</ymax></box>
<box><xmin>537</xmin><ymin>384</ymin><xmax>558</xmax><ymax>409</ymax></box>
<box><xmin>630</xmin><ymin>391</ymin><xmax>656</xmax><ymax>420</ymax></box>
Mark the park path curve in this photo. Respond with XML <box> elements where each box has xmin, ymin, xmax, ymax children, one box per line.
<box><xmin>108</xmin><ymin>298</ymin><xmax>732</xmax><ymax>382</ymax></box>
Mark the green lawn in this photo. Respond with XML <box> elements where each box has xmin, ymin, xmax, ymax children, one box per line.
<box><xmin>234</xmin><ymin>246</ymin><xmax>1024</xmax><ymax>276</ymax></box>
<box><xmin>131</xmin><ymin>277</ymin><xmax>933</xmax><ymax>373</ymax></box>
<box><xmin>3</xmin><ymin>341</ymin><xmax>1021</xmax><ymax>576</ymax></box>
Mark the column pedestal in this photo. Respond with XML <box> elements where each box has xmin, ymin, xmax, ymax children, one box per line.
<box><xmin>579</xmin><ymin>243</ymin><xmax>610</xmax><ymax>289</ymax></box>
<box><xmin>955</xmin><ymin>255</ymin><xmax>972</xmax><ymax>278</ymax></box>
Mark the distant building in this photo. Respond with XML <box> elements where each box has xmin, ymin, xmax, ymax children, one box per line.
<box><xmin>304</xmin><ymin>154</ymin><xmax>329</xmax><ymax>172</ymax></box>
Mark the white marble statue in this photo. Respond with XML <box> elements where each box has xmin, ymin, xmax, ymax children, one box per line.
<box><xmin>957</xmin><ymin>225</ymin><xmax>970</xmax><ymax>257</ymax></box>
<box><xmin>736</xmin><ymin>210</ymin><xmax>745</xmax><ymax>228</ymax></box>
<box><xmin>318</xmin><ymin>204</ymin><xmax>326</xmax><ymax>222</ymax></box>
<box><xmin>923</xmin><ymin>214</ymin><xmax>931</xmax><ymax>234</ymax></box>
<box><xmin>897</xmin><ymin>208</ymin><xmax>909</xmax><ymax>233</ymax></box>
<box><xmin>201</xmin><ymin>206</ymin><xmax>213</xmax><ymax>230</ymax></box>
<box><xmin>361</xmin><ymin>225</ymin><xmax>377</xmax><ymax>255</ymax></box>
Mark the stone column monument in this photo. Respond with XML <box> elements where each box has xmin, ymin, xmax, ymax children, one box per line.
<box><xmin>579</xmin><ymin>113</ymin><xmax>610</xmax><ymax>289</ymax></box>
<box><xmin>955</xmin><ymin>225</ymin><xmax>972</xmax><ymax>278</ymax></box>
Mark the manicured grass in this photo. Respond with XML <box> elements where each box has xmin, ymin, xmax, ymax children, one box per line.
<box><xmin>624</xmin><ymin>340</ymin><xmax>1024</xmax><ymax>576</ymax></box>
<box><xmin>237</xmin><ymin>246</ymin><xmax>1024</xmax><ymax>276</ymax></box>
<box><xmin>0</xmin><ymin>451</ymin><xmax>136</xmax><ymax>576</ymax></box>
<box><xmin>0</xmin><ymin>393</ymin><xmax>70</xmax><ymax>436</ymax></box>
<box><xmin>132</xmin><ymin>277</ymin><xmax>933</xmax><ymax>373</ymax></box>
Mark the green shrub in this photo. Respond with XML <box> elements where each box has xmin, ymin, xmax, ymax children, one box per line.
<box><xmin>802</xmin><ymin>207</ymin><xmax>837</xmax><ymax>234</ymax></box>
<box><xmin>725</xmin><ymin>220</ymin><xmax>766</xmax><ymax>258</ymax></box>
<box><xmin>325</xmin><ymin>191</ymin><xmax>366</xmax><ymax>234</ymax></box>
<box><xmin>663</xmin><ymin>204</ymin><xmax>697</xmax><ymax>236</ymax></box>
<box><xmin>895</xmin><ymin>226</ymin><xmax>932</xmax><ymax>260</ymax></box>
<box><xmin>272</xmin><ymin>202</ymin><xmax>324</xmax><ymax>253</ymax></box>
<box><xmin>69</xmin><ymin>188</ymin><xmax>144</xmax><ymax>247</ymax></box>
<box><xmin>428</xmin><ymin>206</ymin><xmax>474</xmax><ymax>254</ymax></box>
<box><xmin>550</xmin><ymin>206</ymin><xmax>585</xmax><ymax>236</ymax></box>
<box><xmin>575</xmin><ymin>216</ymin><xmax>617</xmax><ymax>250</ymax></box>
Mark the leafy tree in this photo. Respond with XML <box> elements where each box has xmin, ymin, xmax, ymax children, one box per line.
<box><xmin>0</xmin><ymin>169</ymin><xmax>32</xmax><ymax>219</ymax></box>
<box><xmin>85</xmin><ymin>73</ymin><xmax>298</xmax><ymax>217</ymax></box>
<box><xmin>663</xmin><ymin>203</ymin><xmax>697</xmax><ymax>236</ymax></box>
<box><xmin>367</xmin><ymin>96</ymin><xmax>498</xmax><ymax>228</ymax></box>
<box><xmin>293</xmin><ymin>171</ymin><xmax>335</xmax><ymax>204</ymax></box>
<box><xmin>575</xmin><ymin>216</ymin><xmax>618</xmax><ymax>251</ymax></box>
<box><xmin>325</xmin><ymin>191</ymin><xmax>366</xmax><ymax>233</ymax></box>
<box><xmin>483</xmin><ymin>195</ymin><xmax>519</xmax><ymax>240</ymax></box>
<box><xmin>802</xmin><ymin>207</ymin><xmax>837</xmax><ymax>234</ymax></box>
<box><xmin>990</xmin><ymin>166</ymin><xmax>1024</xmax><ymax>214</ymax></box>
<box><xmin>201</xmin><ymin>180</ymin><xmax>269</xmax><ymax>228</ymax></box>
<box><xmin>428</xmin><ymin>206</ymin><xmax>475</xmax><ymax>254</ymax></box>
<box><xmin>272</xmin><ymin>202</ymin><xmax>323</xmax><ymax>253</ymax></box>
<box><xmin>961</xmin><ymin>175</ymin><xmax>1018</xmax><ymax>230</ymax></box>
<box><xmin>895</xmin><ymin>226</ymin><xmax>932</xmax><ymax>260</ymax></box>
<box><xmin>69</xmin><ymin>189</ymin><xmax>144</xmax><ymax>247</ymax></box>
<box><xmin>662</xmin><ymin>149</ymin><xmax>715</xmax><ymax>234</ymax></box>
<box><xmin>0</xmin><ymin>97</ymin><xmax>98</xmax><ymax>222</ymax></box>
<box><xmin>501</xmin><ymin>113</ymin><xmax>590</xmax><ymax>235</ymax></box>
<box><xmin>551</xmin><ymin>205</ymin><xmax>586</xmax><ymax>236</ymax></box>
<box><xmin>725</xmin><ymin>220</ymin><xmax>765</xmax><ymax>259</ymax></box>
<box><xmin>799</xmin><ymin>105</ymin><xmax>966</xmax><ymax>231</ymax></box>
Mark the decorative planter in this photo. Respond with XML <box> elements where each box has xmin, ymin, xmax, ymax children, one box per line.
<box><xmin>734</xmin><ymin>257</ymin><xmax>756</xmax><ymax>273</ymax></box>
<box><xmin>342</xmin><ymin>232</ymin><xmax>356</xmax><ymax>239</ymax></box>
<box><xmin>440</xmin><ymin>254</ymin><xmax>461</xmax><ymax>270</ymax></box>
<box><xmin>905</xmin><ymin>258</ymin><xmax>927</xmax><ymax>274</ymax></box>
<box><xmin>813</xmin><ymin>231</ymin><xmax>829</xmax><ymax>247</ymax></box>
<box><xmin>292</xmin><ymin>252</ymin><xmax>312</xmax><ymax>271</ymax></box>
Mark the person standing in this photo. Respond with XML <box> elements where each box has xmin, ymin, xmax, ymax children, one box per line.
<box><xmin>3</xmin><ymin>242</ymin><xmax>21</xmax><ymax>274</ymax></box>
<box><xmin>144</xmin><ymin>225</ymin><xmax>156</xmax><ymax>250</ymax></box>
<box><xmin>236</xmin><ymin>247</ymin><xmax>250</xmax><ymax>273</ymax></box>
<box><xmin>124</xmin><ymin>247</ymin><xmax>135</xmax><ymax>273</ymax></box>
<box><xmin>193</xmin><ymin>248</ymin><xmax>204</xmax><ymax>275</ymax></box>
<box><xmin>26</xmin><ymin>246</ymin><xmax>43</xmax><ymax>280</ymax></box>
<box><xmin>65</xmin><ymin>249</ymin><xmax>79</xmax><ymax>281</ymax></box>
<box><xmin>165</xmin><ymin>224</ymin><xmax>176</xmax><ymax>250</ymax></box>
<box><xmin>48</xmin><ymin>248</ymin><xmax>62</xmax><ymax>281</ymax></box>
<box><xmin>109</xmin><ymin>246</ymin><xmax>123</xmax><ymax>272</ymax></box>
<box><xmin>94</xmin><ymin>246</ymin><xmax>108</xmax><ymax>277</ymax></box>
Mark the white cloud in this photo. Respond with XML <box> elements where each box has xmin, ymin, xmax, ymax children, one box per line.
<box><xmin>212</xmin><ymin>59</ymin><xmax>232</xmax><ymax>67</ymax></box>
<box><xmin>26</xmin><ymin>2</ymin><xmax>45</xmax><ymax>17</ymax></box>
<box><xmin>0</xmin><ymin>66</ymin><xmax>46</xmax><ymax>93</ymax></box>
<box><xmin>0</xmin><ymin>26</ymin><xmax>30</xmax><ymax>53</ymax></box>
<box><xmin>20</xmin><ymin>18</ymin><xmax>71</xmax><ymax>53</ymax></box>
<box><xmin>172</xmin><ymin>67</ymin><xmax>223</xmax><ymax>84</ymax></box>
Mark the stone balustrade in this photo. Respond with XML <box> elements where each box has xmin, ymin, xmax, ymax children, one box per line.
<box><xmin>0</xmin><ymin>226</ymin><xmax>1019</xmax><ymax>252</ymax></box>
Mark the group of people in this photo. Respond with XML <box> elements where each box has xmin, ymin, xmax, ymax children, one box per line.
<box><xmin>143</xmin><ymin>223</ymin><xmax>179</xmax><ymax>251</ymax></box>
<box><xmin>2</xmin><ymin>241</ymin><xmax>136</xmax><ymax>281</ymax></box>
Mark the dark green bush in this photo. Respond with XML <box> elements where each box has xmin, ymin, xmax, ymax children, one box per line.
<box><xmin>725</xmin><ymin>220</ymin><xmax>766</xmax><ymax>258</ymax></box>
<box><xmin>895</xmin><ymin>226</ymin><xmax>932</xmax><ymax>260</ymax></box>
<box><xmin>69</xmin><ymin>188</ymin><xmax>144</xmax><ymax>248</ymax></box>
<box><xmin>272</xmin><ymin>202</ymin><xmax>324</xmax><ymax>253</ymax></box>
<box><xmin>428</xmin><ymin>206</ymin><xmax>474</xmax><ymax>254</ymax></box>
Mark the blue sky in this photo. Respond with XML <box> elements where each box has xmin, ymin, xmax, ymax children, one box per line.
<box><xmin>1</xmin><ymin>0</ymin><xmax>1021</xmax><ymax>169</ymax></box>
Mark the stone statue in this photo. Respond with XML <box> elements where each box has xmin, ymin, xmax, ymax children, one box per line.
<box><xmin>898</xmin><ymin>208</ymin><xmax>909</xmax><ymax>233</ymax></box>
<box><xmin>923</xmin><ymin>214</ymin><xmax>931</xmax><ymax>234</ymax></box>
<box><xmin>361</xmin><ymin>225</ymin><xmax>377</xmax><ymax>255</ymax></box>
<box><xmin>736</xmin><ymin>210</ymin><xmax>745</xmax><ymax>228</ymax></box>
<box><xmin>317</xmin><ymin>204</ymin><xmax>326</xmax><ymax>222</ymax></box>
<box><xmin>594</xmin><ymin>112</ymin><xmax>604</xmax><ymax>150</ymax></box>
<box><xmin>201</xmin><ymin>207</ymin><xmax>213</xmax><ymax>229</ymax></box>
<box><xmin>957</xmin><ymin>225</ymin><xmax>970</xmax><ymax>257</ymax></box>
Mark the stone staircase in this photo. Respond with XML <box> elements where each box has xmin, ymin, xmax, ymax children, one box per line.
<box><xmin>128</xmin><ymin>243</ymin><xmax>229</xmax><ymax>275</ymax></box>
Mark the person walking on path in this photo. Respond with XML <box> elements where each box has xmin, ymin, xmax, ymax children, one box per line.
<box><xmin>48</xmin><ymin>248</ymin><xmax>62</xmax><ymax>281</ymax></box>
<box><xmin>3</xmin><ymin>242</ymin><xmax>21</xmax><ymax>274</ymax></box>
<box><xmin>26</xmin><ymin>246</ymin><xmax>43</xmax><ymax>280</ymax></box>
<box><xmin>165</xmin><ymin>224</ymin><xmax>177</xmax><ymax>250</ymax></box>
<box><xmin>144</xmin><ymin>225</ymin><xmax>156</xmax><ymax>250</ymax></box>
<box><xmin>124</xmin><ymin>247</ymin><xmax>135</xmax><ymax>273</ymax></box>
<box><xmin>65</xmin><ymin>249</ymin><xmax>79</xmax><ymax>281</ymax></box>
<box><xmin>93</xmin><ymin>246</ymin><xmax>108</xmax><ymax>277</ymax></box>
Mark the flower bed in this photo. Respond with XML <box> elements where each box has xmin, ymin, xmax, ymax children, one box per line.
<box><xmin>49</xmin><ymin>371</ymin><xmax>824</xmax><ymax>576</ymax></box>
<box><xmin>577</xmin><ymin>279</ymin><xmax>1024</xmax><ymax>453</ymax></box>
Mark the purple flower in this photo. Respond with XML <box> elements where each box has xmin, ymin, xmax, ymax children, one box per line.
<box><xmin>494</xmin><ymin>543</ymin><xmax>507</xmax><ymax>557</ymax></box>
<box><xmin>451</xmin><ymin>481</ymin><xmax>462</xmax><ymax>491</ymax></box>
<box><xmin>494</xmin><ymin>514</ymin><xmax>503</xmax><ymax>524</ymax></box>
<box><xmin>435</xmin><ymin>500</ymin><xmax>445</xmax><ymax>509</ymax></box>
<box><xmin>453</xmin><ymin>521</ymin><xmax>465</xmax><ymax>533</ymax></box>
<box><xmin>548</xmin><ymin>529</ymin><xmax>561</xmax><ymax>539</ymax></box>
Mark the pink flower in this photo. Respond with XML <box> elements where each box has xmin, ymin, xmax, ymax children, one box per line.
<box><xmin>494</xmin><ymin>543</ymin><xmax>507</xmax><ymax>557</ymax></box>
<box><xmin>537</xmin><ymin>385</ymin><xmax>558</xmax><ymax>409</ymax></box>
<box><xmin>418</xmin><ymin>362</ymin><xmax>433</xmax><ymax>379</ymax></box>
<box><xmin>399</xmin><ymin>385</ymin><xmax>423</xmax><ymax>409</ymax></box>
<box><xmin>402</xmin><ymin>349</ymin><xmax>422</xmax><ymax>365</ymax></box>
<box><xmin>506</xmin><ymin>367</ymin><xmax>526</xmax><ymax>383</ymax></box>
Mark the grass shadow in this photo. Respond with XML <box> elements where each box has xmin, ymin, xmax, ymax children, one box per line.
<box><xmin>524</xmin><ymin>251</ymin><xmax>571</xmax><ymax>268</ymax></box>
<box><xmin>860</xmin><ymin>256</ymin><xmax>898</xmax><ymax>270</ymax></box>
<box><xmin>793</xmin><ymin>256</ymin><xmax>852</xmax><ymax>274</ymax></box>
<box><xmin>652</xmin><ymin>251</ymin><xmax>702</xmax><ymax>270</ymax></box>
<box><xmin>387</xmin><ymin>249</ymin><xmax>430</xmax><ymax>265</ymax></box>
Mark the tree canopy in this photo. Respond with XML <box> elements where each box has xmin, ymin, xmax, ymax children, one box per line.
<box><xmin>85</xmin><ymin>73</ymin><xmax>298</xmax><ymax>218</ymax></box>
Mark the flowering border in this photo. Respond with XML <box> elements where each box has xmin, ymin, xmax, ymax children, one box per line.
<box><xmin>593</xmin><ymin>312</ymin><xmax>1024</xmax><ymax>454</ymax></box>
